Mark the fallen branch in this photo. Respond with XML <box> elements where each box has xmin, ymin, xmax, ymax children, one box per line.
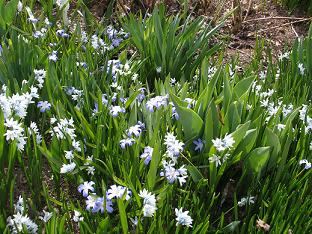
<box><xmin>243</xmin><ymin>0</ymin><xmax>253</xmax><ymax>22</ymax></box>
<box><xmin>243</xmin><ymin>16</ymin><xmax>312</xmax><ymax>24</ymax></box>
<box><xmin>247</xmin><ymin>17</ymin><xmax>312</xmax><ymax>37</ymax></box>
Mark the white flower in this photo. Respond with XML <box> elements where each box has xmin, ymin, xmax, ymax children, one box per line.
<box><xmin>65</xmin><ymin>150</ymin><xmax>74</xmax><ymax>160</ymax></box>
<box><xmin>278</xmin><ymin>52</ymin><xmax>290</xmax><ymax>61</ymax></box>
<box><xmin>107</xmin><ymin>185</ymin><xmax>131</xmax><ymax>200</ymax></box>
<box><xmin>72</xmin><ymin>210</ymin><xmax>84</xmax><ymax>222</ymax></box>
<box><xmin>146</xmin><ymin>95</ymin><xmax>168</xmax><ymax>112</ymax></box>
<box><xmin>298</xmin><ymin>63</ymin><xmax>305</xmax><ymax>75</ymax></box>
<box><xmin>282</xmin><ymin>104</ymin><xmax>293</xmax><ymax>117</ymax></box>
<box><xmin>60</xmin><ymin>162</ymin><xmax>76</xmax><ymax>174</ymax></box>
<box><xmin>139</xmin><ymin>189</ymin><xmax>157</xmax><ymax>217</ymax></box>
<box><xmin>17</xmin><ymin>1</ymin><xmax>23</xmax><ymax>12</ymax></box>
<box><xmin>127</xmin><ymin>122</ymin><xmax>144</xmax><ymax>137</ymax></box>
<box><xmin>37</xmin><ymin>101</ymin><xmax>51</xmax><ymax>112</ymax></box>
<box><xmin>39</xmin><ymin>210</ymin><xmax>53</xmax><ymax>223</ymax></box>
<box><xmin>14</xmin><ymin>196</ymin><xmax>24</xmax><ymax>213</ymax></box>
<box><xmin>139</xmin><ymin>189</ymin><xmax>156</xmax><ymax>206</ymax></box>
<box><xmin>223</xmin><ymin>134</ymin><xmax>235</xmax><ymax>148</ymax></box>
<box><xmin>110</xmin><ymin>105</ymin><xmax>126</xmax><ymax>117</ymax></box>
<box><xmin>164</xmin><ymin>132</ymin><xmax>184</xmax><ymax>158</ymax></box>
<box><xmin>4</xmin><ymin>118</ymin><xmax>27</xmax><ymax>151</ymax></box>
<box><xmin>142</xmin><ymin>204</ymin><xmax>157</xmax><ymax>218</ymax></box>
<box><xmin>120</xmin><ymin>138</ymin><xmax>135</xmax><ymax>149</ymax></box>
<box><xmin>140</xmin><ymin>146</ymin><xmax>153</xmax><ymax>165</ymax></box>
<box><xmin>26</xmin><ymin>7</ymin><xmax>38</xmax><ymax>23</ymax></box>
<box><xmin>50</xmin><ymin>118</ymin><xmax>76</xmax><ymax>140</ymax></box>
<box><xmin>259</xmin><ymin>71</ymin><xmax>266</xmax><ymax>80</ymax></box>
<box><xmin>260</xmin><ymin>99</ymin><xmax>269</xmax><ymax>108</ymax></box>
<box><xmin>212</xmin><ymin>133</ymin><xmax>235</xmax><ymax>152</ymax></box>
<box><xmin>7</xmin><ymin>212</ymin><xmax>38</xmax><ymax>234</ymax></box>
<box><xmin>175</xmin><ymin>208</ymin><xmax>193</xmax><ymax>228</ymax></box>
<box><xmin>184</xmin><ymin>98</ymin><xmax>195</xmax><ymax>108</ymax></box>
<box><xmin>78</xmin><ymin>181</ymin><xmax>95</xmax><ymax>197</ymax></box>
<box><xmin>28</xmin><ymin>122</ymin><xmax>42</xmax><ymax>144</ymax></box>
<box><xmin>86</xmin><ymin>166</ymin><xmax>95</xmax><ymax>175</ymax></box>
<box><xmin>209</xmin><ymin>154</ymin><xmax>221</xmax><ymax>167</ymax></box>
<box><xmin>84</xmin><ymin>155</ymin><xmax>94</xmax><ymax>165</ymax></box>
<box><xmin>48</xmin><ymin>51</ymin><xmax>58</xmax><ymax>62</ymax></box>
<box><xmin>277</xmin><ymin>124</ymin><xmax>285</xmax><ymax>131</ymax></box>
<box><xmin>212</xmin><ymin>138</ymin><xmax>225</xmax><ymax>151</ymax></box>
<box><xmin>72</xmin><ymin>139</ymin><xmax>81</xmax><ymax>152</ymax></box>
<box><xmin>238</xmin><ymin>196</ymin><xmax>255</xmax><ymax>207</ymax></box>
<box><xmin>299</xmin><ymin>104</ymin><xmax>307</xmax><ymax>121</ymax></box>
<box><xmin>299</xmin><ymin>159</ymin><xmax>311</xmax><ymax>170</ymax></box>
<box><xmin>160</xmin><ymin>161</ymin><xmax>188</xmax><ymax>186</ymax></box>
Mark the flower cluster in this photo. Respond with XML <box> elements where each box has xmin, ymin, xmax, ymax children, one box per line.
<box><xmin>140</xmin><ymin>146</ymin><xmax>154</xmax><ymax>165</ymax></box>
<box><xmin>120</xmin><ymin>121</ymin><xmax>145</xmax><ymax>149</ymax></box>
<box><xmin>7</xmin><ymin>196</ymin><xmax>39</xmax><ymax>234</ymax></box>
<box><xmin>299</xmin><ymin>159</ymin><xmax>311</xmax><ymax>170</ymax></box>
<box><xmin>139</xmin><ymin>189</ymin><xmax>157</xmax><ymax>217</ymax></box>
<box><xmin>212</xmin><ymin>133</ymin><xmax>235</xmax><ymax>152</ymax></box>
<box><xmin>238</xmin><ymin>196</ymin><xmax>256</xmax><ymax>207</ymax></box>
<box><xmin>175</xmin><ymin>208</ymin><xmax>193</xmax><ymax>228</ymax></box>
<box><xmin>80</xmin><ymin>184</ymin><xmax>132</xmax><ymax>215</ymax></box>
<box><xmin>146</xmin><ymin>95</ymin><xmax>168</xmax><ymax>112</ymax></box>
<box><xmin>164</xmin><ymin>132</ymin><xmax>184</xmax><ymax>159</ymax></box>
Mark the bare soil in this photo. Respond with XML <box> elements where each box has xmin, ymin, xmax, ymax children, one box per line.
<box><xmin>87</xmin><ymin>0</ymin><xmax>311</xmax><ymax>66</ymax></box>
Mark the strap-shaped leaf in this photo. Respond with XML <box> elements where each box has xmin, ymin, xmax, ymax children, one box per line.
<box><xmin>233</xmin><ymin>76</ymin><xmax>255</xmax><ymax>98</ymax></box>
<box><xmin>170</xmin><ymin>93</ymin><xmax>204</xmax><ymax>142</ymax></box>
<box><xmin>245</xmin><ymin>147</ymin><xmax>271</xmax><ymax>178</ymax></box>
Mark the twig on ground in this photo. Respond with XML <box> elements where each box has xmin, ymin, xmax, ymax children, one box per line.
<box><xmin>243</xmin><ymin>16</ymin><xmax>312</xmax><ymax>24</ymax></box>
<box><xmin>291</xmin><ymin>24</ymin><xmax>299</xmax><ymax>37</ymax></box>
<box><xmin>243</xmin><ymin>0</ymin><xmax>253</xmax><ymax>22</ymax></box>
<box><xmin>228</xmin><ymin>44</ymin><xmax>253</xmax><ymax>59</ymax></box>
<box><xmin>247</xmin><ymin>18</ymin><xmax>312</xmax><ymax>36</ymax></box>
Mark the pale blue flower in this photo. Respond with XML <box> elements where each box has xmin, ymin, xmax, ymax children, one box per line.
<box><xmin>107</xmin><ymin>185</ymin><xmax>131</xmax><ymax>200</ymax></box>
<box><xmin>140</xmin><ymin>146</ymin><xmax>153</xmax><ymax>165</ymax></box>
<box><xmin>146</xmin><ymin>95</ymin><xmax>168</xmax><ymax>112</ymax></box>
<box><xmin>78</xmin><ymin>181</ymin><xmax>95</xmax><ymax>197</ymax></box>
<box><xmin>299</xmin><ymin>159</ymin><xmax>311</xmax><ymax>170</ymax></box>
<box><xmin>193</xmin><ymin>138</ymin><xmax>204</xmax><ymax>152</ymax></box>
<box><xmin>120</xmin><ymin>138</ymin><xmax>135</xmax><ymax>149</ymax></box>
<box><xmin>37</xmin><ymin>101</ymin><xmax>51</xmax><ymax>112</ymax></box>
<box><xmin>110</xmin><ymin>105</ymin><xmax>125</xmax><ymax>117</ymax></box>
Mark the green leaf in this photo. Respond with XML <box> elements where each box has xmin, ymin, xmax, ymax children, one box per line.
<box><xmin>223</xmin><ymin>71</ymin><xmax>232</xmax><ymax>113</ymax></box>
<box><xmin>147</xmin><ymin>142</ymin><xmax>161</xmax><ymax>190</ymax></box>
<box><xmin>187</xmin><ymin>164</ymin><xmax>204</xmax><ymax>183</ymax></box>
<box><xmin>170</xmin><ymin>93</ymin><xmax>204</xmax><ymax>142</ymax></box>
<box><xmin>245</xmin><ymin>147</ymin><xmax>271</xmax><ymax>177</ymax></box>
<box><xmin>195</xmin><ymin>67</ymin><xmax>221</xmax><ymax>118</ymax></box>
<box><xmin>96</xmin><ymin>217</ymin><xmax>110</xmax><ymax>233</ymax></box>
<box><xmin>222</xmin><ymin>221</ymin><xmax>240</xmax><ymax>233</ymax></box>
<box><xmin>231</xmin><ymin>121</ymin><xmax>250</xmax><ymax>148</ymax></box>
<box><xmin>203</xmin><ymin>101</ymin><xmax>220</xmax><ymax>152</ymax></box>
<box><xmin>117</xmin><ymin>199</ymin><xmax>128</xmax><ymax>234</ymax></box>
<box><xmin>233</xmin><ymin>128</ymin><xmax>258</xmax><ymax>156</ymax></box>
<box><xmin>223</xmin><ymin>101</ymin><xmax>241</xmax><ymax>134</ymax></box>
<box><xmin>233</xmin><ymin>76</ymin><xmax>255</xmax><ymax>98</ymax></box>
<box><xmin>263</xmin><ymin>127</ymin><xmax>281</xmax><ymax>169</ymax></box>
<box><xmin>3</xmin><ymin>0</ymin><xmax>19</xmax><ymax>24</ymax></box>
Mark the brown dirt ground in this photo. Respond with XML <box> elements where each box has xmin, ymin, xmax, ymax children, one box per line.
<box><xmin>87</xmin><ymin>0</ymin><xmax>311</xmax><ymax>66</ymax></box>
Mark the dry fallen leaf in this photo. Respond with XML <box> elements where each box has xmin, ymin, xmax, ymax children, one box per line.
<box><xmin>256</xmin><ymin>219</ymin><xmax>270</xmax><ymax>232</ymax></box>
